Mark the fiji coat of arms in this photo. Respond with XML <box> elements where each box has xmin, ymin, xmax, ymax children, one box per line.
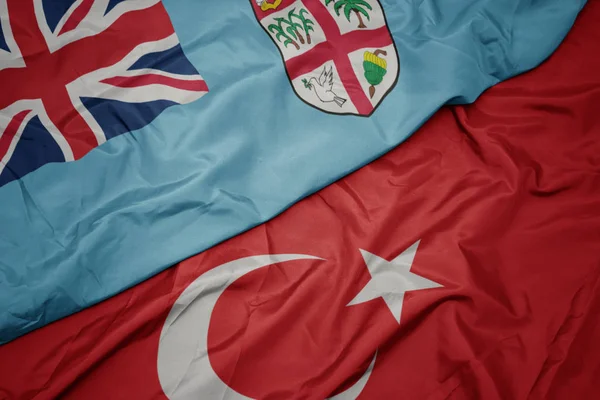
<box><xmin>251</xmin><ymin>0</ymin><xmax>399</xmax><ymax>116</ymax></box>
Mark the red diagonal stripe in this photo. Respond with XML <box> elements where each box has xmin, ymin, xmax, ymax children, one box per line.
<box><xmin>102</xmin><ymin>74</ymin><xmax>209</xmax><ymax>92</ymax></box>
<box><xmin>56</xmin><ymin>2</ymin><xmax>176</xmax><ymax>83</ymax></box>
<box><xmin>0</xmin><ymin>110</ymin><xmax>30</xmax><ymax>162</ymax></box>
<box><xmin>58</xmin><ymin>0</ymin><xmax>95</xmax><ymax>35</ymax></box>
<box><xmin>43</xmin><ymin>89</ymin><xmax>97</xmax><ymax>160</ymax></box>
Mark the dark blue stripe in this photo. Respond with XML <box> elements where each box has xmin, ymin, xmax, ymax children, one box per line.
<box><xmin>81</xmin><ymin>97</ymin><xmax>177</xmax><ymax>141</ymax></box>
<box><xmin>42</xmin><ymin>0</ymin><xmax>77</xmax><ymax>33</ymax></box>
<box><xmin>128</xmin><ymin>44</ymin><xmax>200</xmax><ymax>76</ymax></box>
<box><xmin>105</xmin><ymin>0</ymin><xmax>129</xmax><ymax>15</ymax></box>
<box><xmin>0</xmin><ymin>20</ymin><xmax>9</xmax><ymax>52</ymax></box>
<box><xmin>0</xmin><ymin>116</ymin><xmax>65</xmax><ymax>187</ymax></box>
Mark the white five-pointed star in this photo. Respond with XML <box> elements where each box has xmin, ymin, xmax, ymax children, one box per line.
<box><xmin>347</xmin><ymin>241</ymin><xmax>443</xmax><ymax>324</ymax></box>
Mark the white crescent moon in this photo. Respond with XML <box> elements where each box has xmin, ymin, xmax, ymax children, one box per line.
<box><xmin>157</xmin><ymin>254</ymin><xmax>377</xmax><ymax>400</ymax></box>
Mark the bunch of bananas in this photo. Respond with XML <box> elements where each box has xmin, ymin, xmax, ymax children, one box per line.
<box><xmin>363</xmin><ymin>50</ymin><xmax>388</xmax><ymax>98</ymax></box>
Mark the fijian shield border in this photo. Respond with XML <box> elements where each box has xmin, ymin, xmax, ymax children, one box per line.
<box><xmin>249</xmin><ymin>0</ymin><xmax>400</xmax><ymax>117</ymax></box>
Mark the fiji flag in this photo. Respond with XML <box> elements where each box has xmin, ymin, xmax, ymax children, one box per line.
<box><xmin>0</xmin><ymin>0</ymin><xmax>588</xmax><ymax>344</ymax></box>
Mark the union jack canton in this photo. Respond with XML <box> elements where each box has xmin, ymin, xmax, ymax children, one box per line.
<box><xmin>0</xmin><ymin>0</ymin><xmax>208</xmax><ymax>187</ymax></box>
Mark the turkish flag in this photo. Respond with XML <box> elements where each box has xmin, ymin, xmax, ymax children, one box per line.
<box><xmin>1</xmin><ymin>2</ymin><xmax>600</xmax><ymax>399</ymax></box>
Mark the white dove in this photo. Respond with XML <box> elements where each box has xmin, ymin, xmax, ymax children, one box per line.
<box><xmin>303</xmin><ymin>66</ymin><xmax>347</xmax><ymax>107</ymax></box>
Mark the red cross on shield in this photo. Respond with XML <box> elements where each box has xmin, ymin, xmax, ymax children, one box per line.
<box><xmin>250</xmin><ymin>0</ymin><xmax>400</xmax><ymax>116</ymax></box>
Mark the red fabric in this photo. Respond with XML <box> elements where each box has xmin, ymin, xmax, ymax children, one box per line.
<box><xmin>1</xmin><ymin>2</ymin><xmax>599</xmax><ymax>399</ymax></box>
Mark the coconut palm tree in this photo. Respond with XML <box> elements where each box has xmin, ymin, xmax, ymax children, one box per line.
<box><xmin>325</xmin><ymin>0</ymin><xmax>373</xmax><ymax>29</ymax></box>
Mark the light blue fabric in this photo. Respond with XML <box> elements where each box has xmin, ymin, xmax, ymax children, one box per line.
<box><xmin>0</xmin><ymin>0</ymin><xmax>587</xmax><ymax>343</ymax></box>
